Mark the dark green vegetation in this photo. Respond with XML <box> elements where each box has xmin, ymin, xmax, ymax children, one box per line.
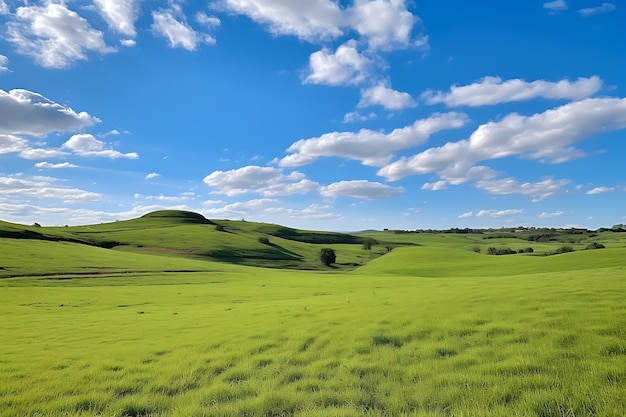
<box><xmin>1</xmin><ymin>211</ymin><xmax>625</xmax><ymax>416</ymax></box>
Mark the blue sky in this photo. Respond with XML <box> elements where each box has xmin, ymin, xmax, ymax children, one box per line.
<box><xmin>0</xmin><ymin>0</ymin><xmax>624</xmax><ymax>230</ymax></box>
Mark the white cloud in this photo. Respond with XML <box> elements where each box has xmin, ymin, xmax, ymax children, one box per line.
<box><xmin>358</xmin><ymin>83</ymin><xmax>416</xmax><ymax>110</ymax></box>
<box><xmin>304</xmin><ymin>40</ymin><xmax>372</xmax><ymax>86</ymax></box>
<box><xmin>145</xmin><ymin>172</ymin><xmax>160</xmax><ymax>180</ymax></box>
<box><xmin>196</xmin><ymin>12</ymin><xmax>221</xmax><ymax>28</ymax></box>
<box><xmin>0</xmin><ymin>89</ymin><xmax>99</xmax><ymax>137</ymax></box>
<box><xmin>203</xmin><ymin>165</ymin><xmax>320</xmax><ymax>197</ymax></box>
<box><xmin>458</xmin><ymin>209</ymin><xmax>524</xmax><ymax>218</ymax></box>
<box><xmin>476</xmin><ymin>178</ymin><xmax>569</xmax><ymax>201</ymax></box>
<box><xmin>62</xmin><ymin>134</ymin><xmax>138</xmax><ymax>159</ymax></box>
<box><xmin>346</xmin><ymin>0</ymin><xmax>427</xmax><ymax>51</ymax></box>
<box><xmin>202</xmin><ymin>198</ymin><xmax>342</xmax><ymax>222</ymax></box>
<box><xmin>538</xmin><ymin>210</ymin><xmax>564</xmax><ymax>218</ymax></box>
<box><xmin>378</xmin><ymin>97</ymin><xmax>626</xmax><ymax>182</ymax></box>
<box><xmin>135</xmin><ymin>193</ymin><xmax>192</xmax><ymax>203</ymax></box>
<box><xmin>0</xmin><ymin>134</ymin><xmax>28</xmax><ymax>154</ymax></box>
<box><xmin>320</xmin><ymin>180</ymin><xmax>403</xmax><ymax>199</ymax></box>
<box><xmin>476</xmin><ymin>209</ymin><xmax>524</xmax><ymax>218</ymax></box>
<box><xmin>7</xmin><ymin>3</ymin><xmax>114</xmax><ymax>68</ymax></box>
<box><xmin>0</xmin><ymin>55</ymin><xmax>8</xmax><ymax>72</ymax></box>
<box><xmin>93</xmin><ymin>0</ymin><xmax>140</xmax><ymax>37</ymax></box>
<box><xmin>422</xmin><ymin>76</ymin><xmax>602</xmax><ymax>107</ymax></box>
<box><xmin>152</xmin><ymin>10</ymin><xmax>208</xmax><ymax>50</ymax></box>
<box><xmin>0</xmin><ymin>176</ymin><xmax>100</xmax><ymax>202</ymax></box>
<box><xmin>0</xmin><ymin>0</ymin><xmax>9</xmax><ymax>15</ymax></box>
<box><xmin>421</xmin><ymin>180</ymin><xmax>447</xmax><ymax>191</ymax></box>
<box><xmin>580</xmin><ymin>3</ymin><xmax>615</xmax><ymax>16</ymax></box>
<box><xmin>214</xmin><ymin>0</ymin><xmax>344</xmax><ymax>41</ymax></box>
<box><xmin>19</xmin><ymin>148</ymin><xmax>69</xmax><ymax>160</ymax></box>
<box><xmin>34</xmin><ymin>162</ymin><xmax>78</xmax><ymax>169</ymax></box>
<box><xmin>342</xmin><ymin>110</ymin><xmax>377</xmax><ymax>123</ymax></box>
<box><xmin>586</xmin><ymin>186</ymin><xmax>614</xmax><ymax>195</ymax></box>
<box><xmin>543</xmin><ymin>0</ymin><xmax>568</xmax><ymax>11</ymax></box>
<box><xmin>280</xmin><ymin>112</ymin><xmax>468</xmax><ymax>167</ymax></box>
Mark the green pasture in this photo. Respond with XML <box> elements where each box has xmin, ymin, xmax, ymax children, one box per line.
<box><xmin>1</xmin><ymin>212</ymin><xmax>625</xmax><ymax>416</ymax></box>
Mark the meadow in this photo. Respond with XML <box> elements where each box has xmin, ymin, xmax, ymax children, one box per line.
<box><xmin>1</xmin><ymin>212</ymin><xmax>625</xmax><ymax>416</ymax></box>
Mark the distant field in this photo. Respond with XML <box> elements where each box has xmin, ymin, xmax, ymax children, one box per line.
<box><xmin>1</xmin><ymin>213</ymin><xmax>625</xmax><ymax>416</ymax></box>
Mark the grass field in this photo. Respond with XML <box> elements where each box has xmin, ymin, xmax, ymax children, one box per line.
<box><xmin>1</xmin><ymin>212</ymin><xmax>625</xmax><ymax>416</ymax></box>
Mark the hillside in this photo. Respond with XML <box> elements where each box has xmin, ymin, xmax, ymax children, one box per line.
<box><xmin>1</xmin><ymin>210</ymin><xmax>625</xmax><ymax>278</ymax></box>
<box><xmin>0</xmin><ymin>210</ymin><xmax>381</xmax><ymax>274</ymax></box>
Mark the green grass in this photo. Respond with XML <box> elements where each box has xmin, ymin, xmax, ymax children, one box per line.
<box><xmin>1</xmin><ymin>211</ymin><xmax>377</xmax><ymax>271</ymax></box>
<box><xmin>1</xmin><ymin>254</ymin><xmax>626</xmax><ymax>415</ymax></box>
<box><xmin>1</xmin><ymin>212</ymin><xmax>626</xmax><ymax>416</ymax></box>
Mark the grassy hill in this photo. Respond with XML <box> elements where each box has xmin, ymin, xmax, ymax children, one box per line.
<box><xmin>2</xmin><ymin>210</ymin><xmax>625</xmax><ymax>277</ymax></box>
<box><xmin>0</xmin><ymin>210</ymin><xmax>382</xmax><ymax>275</ymax></box>
<box><xmin>1</xmin><ymin>211</ymin><xmax>626</xmax><ymax>416</ymax></box>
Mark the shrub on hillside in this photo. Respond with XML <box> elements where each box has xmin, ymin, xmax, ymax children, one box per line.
<box><xmin>258</xmin><ymin>236</ymin><xmax>270</xmax><ymax>245</ymax></box>
<box><xmin>555</xmin><ymin>246</ymin><xmax>574</xmax><ymax>254</ymax></box>
<box><xmin>487</xmin><ymin>247</ymin><xmax>517</xmax><ymax>256</ymax></box>
<box><xmin>585</xmin><ymin>242</ymin><xmax>605</xmax><ymax>250</ymax></box>
<box><xmin>320</xmin><ymin>248</ymin><xmax>336</xmax><ymax>266</ymax></box>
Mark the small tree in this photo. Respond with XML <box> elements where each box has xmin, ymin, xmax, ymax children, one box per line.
<box><xmin>320</xmin><ymin>248</ymin><xmax>336</xmax><ymax>266</ymax></box>
<box><xmin>258</xmin><ymin>236</ymin><xmax>270</xmax><ymax>245</ymax></box>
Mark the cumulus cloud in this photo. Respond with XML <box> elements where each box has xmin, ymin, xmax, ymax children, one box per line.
<box><xmin>543</xmin><ymin>0</ymin><xmax>568</xmax><ymax>11</ymax></box>
<box><xmin>320</xmin><ymin>180</ymin><xmax>403</xmax><ymax>199</ymax></box>
<box><xmin>214</xmin><ymin>0</ymin><xmax>344</xmax><ymax>41</ymax></box>
<box><xmin>580</xmin><ymin>3</ymin><xmax>615</xmax><ymax>16</ymax></box>
<box><xmin>203</xmin><ymin>165</ymin><xmax>320</xmax><ymax>197</ymax></box>
<box><xmin>304</xmin><ymin>40</ymin><xmax>372</xmax><ymax>86</ymax></box>
<box><xmin>475</xmin><ymin>178</ymin><xmax>569</xmax><ymax>201</ymax></box>
<box><xmin>152</xmin><ymin>9</ymin><xmax>211</xmax><ymax>50</ymax></box>
<box><xmin>280</xmin><ymin>112</ymin><xmax>468</xmax><ymax>167</ymax></box>
<box><xmin>0</xmin><ymin>0</ymin><xmax>9</xmax><ymax>14</ymax></box>
<box><xmin>62</xmin><ymin>134</ymin><xmax>138</xmax><ymax>159</ymax></box>
<box><xmin>477</xmin><ymin>209</ymin><xmax>524</xmax><ymax>218</ymax></box>
<box><xmin>145</xmin><ymin>172</ymin><xmax>160</xmax><ymax>180</ymax></box>
<box><xmin>378</xmin><ymin>97</ymin><xmax>626</xmax><ymax>183</ymax></box>
<box><xmin>358</xmin><ymin>83</ymin><xmax>416</xmax><ymax>110</ymax></box>
<box><xmin>93</xmin><ymin>0</ymin><xmax>140</xmax><ymax>37</ymax></box>
<box><xmin>196</xmin><ymin>12</ymin><xmax>222</xmax><ymax>28</ymax></box>
<box><xmin>0</xmin><ymin>55</ymin><xmax>8</xmax><ymax>72</ymax></box>
<box><xmin>0</xmin><ymin>89</ymin><xmax>98</xmax><ymax>137</ymax></box>
<box><xmin>34</xmin><ymin>161</ymin><xmax>78</xmax><ymax>169</ymax></box>
<box><xmin>346</xmin><ymin>0</ymin><xmax>427</xmax><ymax>51</ymax></box>
<box><xmin>215</xmin><ymin>0</ymin><xmax>427</xmax><ymax>51</ymax></box>
<box><xmin>6</xmin><ymin>3</ymin><xmax>114</xmax><ymax>68</ymax></box>
<box><xmin>0</xmin><ymin>134</ymin><xmax>28</xmax><ymax>154</ymax></box>
<box><xmin>203</xmin><ymin>199</ymin><xmax>342</xmax><ymax>222</ymax></box>
<box><xmin>421</xmin><ymin>180</ymin><xmax>447</xmax><ymax>191</ymax></box>
<box><xmin>586</xmin><ymin>186</ymin><xmax>614</xmax><ymax>195</ymax></box>
<box><xmin>342</xmin><ymin>110</ymin><xmax>376</xmax><ymax>123</ymax></box>
<box><xmin>0</xmin><ymin>175</ymin><xmax>100</xmax><ymax>202</ymax></box>
<box><xmin>459</xmin><ymin>209</ymin><xmax>524</xmax><ymax>218</ymax></box>
<box><xmin>538</xmin><ymin>210</ymin><xmax>564</xmax><ymax>219</ymax></box>
<box><xmin>19</xmin><ymin>148</ymin><xmax>69</xmax><ymax>160</ymax></box>
<box><xmin>422</xmin><ymin>76</ymin><xmax>602</xmax><ymax>107</ymax></box>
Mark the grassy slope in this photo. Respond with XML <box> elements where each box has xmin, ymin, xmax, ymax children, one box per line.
<box><xmin>355</xmin><ymin>245</ymin><xmax>626</xmax><ymax>277</ymax></box>
<box><xmin>1</xmin><ymin>257</ymin><xmax>625</xmax><ymax>416</ymax></box>
<box><xmin>1</xmin><ymin>211</ymin><xmax>375</xmax><ymax>271</ymax></box>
